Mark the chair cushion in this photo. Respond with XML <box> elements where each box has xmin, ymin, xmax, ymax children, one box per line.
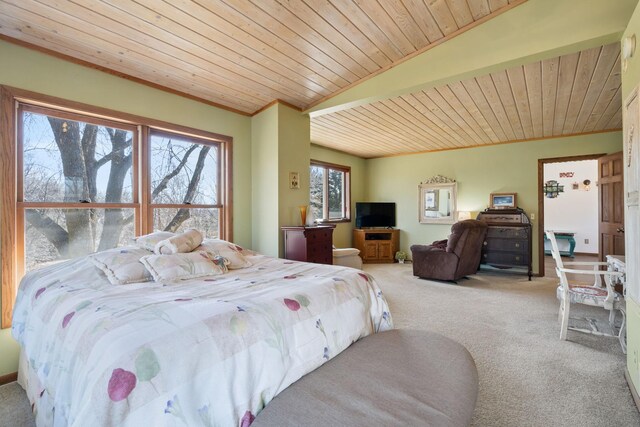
<box><xmin>332</xmin><ymin>248</ymin><xmax>360</xmax><ymax>257</ymax></box>
<box><xmin>556</xmin><ymin>284</ymin><xmax>623</xmax><ymax>307</ymax></box>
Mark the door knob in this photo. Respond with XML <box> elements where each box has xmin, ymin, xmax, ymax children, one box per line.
<box><xmin>617</xmin><ymin>227</ymin><xmax>625</xmax><ymax>233</ymax></box>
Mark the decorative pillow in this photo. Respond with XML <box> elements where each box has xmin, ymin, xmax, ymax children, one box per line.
<box><xmin>154</xmin><ymin>229</ymin><xmax>203</xmax><ymax>255</ymax></box>
<box><xmin>88</xmin><ymin>246</ymin><xmax>153</xmax><ymax>285</ymax></box>
<box><xmin>133</xmin><ymin>231</ymin><xmax>175</xmax><ymax>251</ymax></box>
<box><xmin>196</xmin><ymin>239</ymin><xmax>252</xmax><ymax>269</ymax></box>
<box><xmin>140</xmin><ymin>251</ymin><xmax>228</xmax><ymax>283</ymax></box>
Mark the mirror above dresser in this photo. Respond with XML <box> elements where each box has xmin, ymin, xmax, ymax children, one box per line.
<box><xmin>419</xmin><ymin>175</ymin><xmax>457</xmax><ymax>224</ymax></box>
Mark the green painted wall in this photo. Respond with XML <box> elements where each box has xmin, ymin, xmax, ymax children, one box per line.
<box><xmin>251</xmin><ymin>105</ymin><xmax>280</xmax><ymax>256</ymax></box>
<box><xmin>622</xmin><ymin>0</ymin><xmax>640</xmax><ymax>399</ymax></box>
<box><xmin>309</xmin><ymin>0</ymin><xmax>636</xmax><ymax>115</ymax></box>
<box><xmin>277</xmin><ymin>104</ymin><xmax>311</xmax><ymax>249</ymax></box>
<box><xmin>0</xmin><ymin>40</ymin><xmax>253</xmax><ymax>376</ymax></box>
<box><xmin>623</xmin><ymin>1</ymin><xmax>640</xmax><ymax>100</ymax></box>
<box><xmin>366</xmin><ymin>132</ymin><xmax>622</xmax><ymax>274</ymax></box>
<box><xmin>251</xmin><ymin>103</ymin><xmax>310</xmax><ymax>257</ymax></box>
<box><xmin>309</xmin><ymin>145</ymin><xmax>366</xmax><ymax>248</ymax></box>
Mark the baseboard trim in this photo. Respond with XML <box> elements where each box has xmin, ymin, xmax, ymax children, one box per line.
<box><xmin>626</xmin><ymin>368</ymin><xmax>640</xmax><ymax>412</ymax></box>
<box><xmin>573</xmin><ymin>252</ymin><xmax>598</xmax><ymax>256</ymax></box>
<box><xmin>0</xmin><ymin>371</ymin><xmax>17</xmax><ymax>385</ymax></box>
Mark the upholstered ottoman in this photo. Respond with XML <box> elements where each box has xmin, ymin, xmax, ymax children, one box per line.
<box><xmin>254</xmin><ymin>329</ymin><xmax>479</xmax><ymax>427</ymax></box>
<box><xmin>332</xmin><ymin>247</ymin><xmax>363</xmax><ymax>269</ymax></box>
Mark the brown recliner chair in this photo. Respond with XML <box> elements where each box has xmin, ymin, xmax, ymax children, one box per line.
<box><xmin>410</xmin><ymin>219</ymin><xmax>488</xmax><ymax>282</ymax></box>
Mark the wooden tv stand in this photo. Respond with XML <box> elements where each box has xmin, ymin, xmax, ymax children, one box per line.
<box><xmin>353</xmin><ymin>228</ymin><xmax>399</xmax><ymax>264</ymax></box>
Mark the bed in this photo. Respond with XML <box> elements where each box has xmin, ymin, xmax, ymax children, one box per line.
<box><xmin>11</xmin><ymin>251</ymin><xmax>392</xmax><ymax>426</ymax></box>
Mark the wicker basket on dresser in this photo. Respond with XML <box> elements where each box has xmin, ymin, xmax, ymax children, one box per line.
<box><xmin>477</xmin><ymin>208</ymin><xmax>532</xmax><ymax>280</ymax></box>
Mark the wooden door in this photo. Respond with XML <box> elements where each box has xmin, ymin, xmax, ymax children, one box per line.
<box><xmin>598</xmin><ymin>152</ymin><xmax>625</xmax><ymax>261</ymax></box>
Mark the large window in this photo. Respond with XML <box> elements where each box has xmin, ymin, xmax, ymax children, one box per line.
<box><xmin>309</xmin><ymin>160</ymin><xmax>351</xmax><ymax>222</ymax></box>
<box><xmin>19</xmin><ymin>106</ymin><xmax>138</xmax><ymax>273</ymax></box>
<box><xmin>1</xmin><ymin>87</ymin><xmax>232</xmax><ymax>327</ymax></box>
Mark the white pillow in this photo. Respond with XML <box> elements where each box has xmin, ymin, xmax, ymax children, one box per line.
<box><xmin>140</xmin><ymin>251</ymin><xmax>228</xmax><ymax>283</ymax></box>
<box><xmin>88</xmin><ymin>246</ymin><xmax>153</xmax><ymax>285</ymax></box>
<box><xmin>196</xmin><ymin>239</ymin><xmax>252</xmax><ymax>269</ymax></box>
<box><xmin>154</xmin><ymin>229</ymin><xmax>203</xmax><ymax>255</ymax></box>
<box><xmin>133</xmin><ymin>231</ymin><xmax>175</xmax><ymax>251</ymax></box>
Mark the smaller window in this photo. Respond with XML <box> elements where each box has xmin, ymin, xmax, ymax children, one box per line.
<box><xmin>309</xmin><ymin>160</ymin><xmax>351</xmax><ymax>222</ymax></box>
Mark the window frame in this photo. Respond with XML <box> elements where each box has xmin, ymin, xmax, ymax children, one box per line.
<box><xmin>17</xmin><ymin>103</ymin><xmax>140</xmax><ymax>280</ymax></box>
<box><xmin>0</xmin><ymin>86</ymin><xmax>233</xmax><ymax>328</ymax></box>
<box><xmin>309</xmin><ymin>159</ymin><xmax>351</xmax><ymax>223</ymax></box>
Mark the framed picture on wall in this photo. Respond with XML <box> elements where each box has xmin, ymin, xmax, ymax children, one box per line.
<box><xmin>490</xmin><ymin>193</ymin><xmax>517</xmax><ymax>209</ymax></box>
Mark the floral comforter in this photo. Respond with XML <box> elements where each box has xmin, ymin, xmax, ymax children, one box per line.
<box><xmin>12</xmin><ymin>254</ymin><xmax>392</xmax><ymax>427</ymax></box>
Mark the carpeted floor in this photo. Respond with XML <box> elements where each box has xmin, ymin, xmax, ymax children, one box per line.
<box><xmin>0</xmin><ymin>382</ymin><xmax>35</xmax><ymax>427</ymax></box>
<box><xmin>365</xmin><ymin>263</ymin><xmax>639</xmax><ymax>427</ymax></box>
<box><xmin>1</xmin><ymin>263</ymin><xmax>638</xmax><ymax>426</ymax></box>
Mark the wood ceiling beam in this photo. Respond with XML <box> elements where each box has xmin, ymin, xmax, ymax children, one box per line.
<box><xmin>306</xmin><ymin>0</ymin><xmax>635</xmax><ymax>117</ymax></box>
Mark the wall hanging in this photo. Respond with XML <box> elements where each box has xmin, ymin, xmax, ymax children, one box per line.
<box><xmin>543</xmin><ymin>180</ymin><xmax>564</xmax><ymax>198</ymax></box>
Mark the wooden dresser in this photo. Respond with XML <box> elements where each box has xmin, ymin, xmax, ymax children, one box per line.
<box><xmin>353</xmin><ymin>229</ymin><xmax>399</xmax><ymax>264</ymax></box>
<box><xmin>477</xmin><ymin>208</ymin><xmax>532</xmax><ymax>280</ymax></box>
<box><xmin>282</xmin><ymin>225</ymin><xmax>335</xmax><ymax>264</ymax></box>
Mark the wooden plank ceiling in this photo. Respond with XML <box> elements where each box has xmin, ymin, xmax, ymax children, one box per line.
<box><xmin>0</xmin><ymin>0</ymin><xmax>524</xmax><ymax>115</ymax></box>
<box><xmin>312</xmin><ymin>43</ymin><xmax>623</xmax><ymax>158</ymax></box>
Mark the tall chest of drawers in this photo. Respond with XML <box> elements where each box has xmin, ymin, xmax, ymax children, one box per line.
<box><xmin>282</xmin><ymin>225</ymin><xmax>335</xmax><ymax>265</ymax></box>
<box><xmin>477</xmin><ymin>208</ymin><xmax>532</xmax><ymax>280</ymax></box>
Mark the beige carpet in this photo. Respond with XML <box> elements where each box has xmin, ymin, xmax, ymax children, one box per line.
<box><xmin>1</xmin><ymin>264</ymin><xmax>638</xmax><ymax>426</ymax></box>
<box><xmin>365</xmin><ymin>263</ymin><xmax>639</xmax><ymax>427</ymax></box>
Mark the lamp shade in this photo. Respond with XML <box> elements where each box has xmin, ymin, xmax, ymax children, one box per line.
<box><xmin>458</xmin><ymin>211</ymin><xmax>471</xmax><ymax>221</ymax></box>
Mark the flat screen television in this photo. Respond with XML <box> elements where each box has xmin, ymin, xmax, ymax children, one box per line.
<box><xmin>355</xmin><ymin>202</ymin><xmax>396</xmax><ymax>228</ymax></box>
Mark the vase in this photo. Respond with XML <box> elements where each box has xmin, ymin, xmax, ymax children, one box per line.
<box><xmin>299</xmin><ymin>205</ymin><xmax>308</xmax><ymax>226</ymax></box>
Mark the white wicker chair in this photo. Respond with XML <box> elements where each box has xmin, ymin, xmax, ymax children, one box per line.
<box><xmin>545</xmin><ymin>230</ymin><xmax>626</xmax><ymax>353</ymax></box>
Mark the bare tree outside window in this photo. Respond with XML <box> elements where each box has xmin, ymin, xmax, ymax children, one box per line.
<box><xmin>309</xmin><ymin>161</ymin><xmax>350</xmax><ymax>222</ymax></box>
<box><xmin>150</xmin><ymin>133</ymin><xmax>220</xmax><ymax>237</ymax></box>
<box><xmin>21</xmin><ymin>110</ymin><xmax>220</xmax><ymax>271</ymax></box>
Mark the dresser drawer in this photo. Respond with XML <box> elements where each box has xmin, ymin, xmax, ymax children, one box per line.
<box><xmin>482</xmin><ymin>251</ymin><xmax>528</xmax><ymax>266</ymax></box>
<box><xmin>483</xmin><ymin>238</ymin><xmax>528</xmax><ymax>253</ymax></box>
<box><xmin>486</xmin><ymin>227</ymin><xmax>529</xmax><ymax>239</ymax></box>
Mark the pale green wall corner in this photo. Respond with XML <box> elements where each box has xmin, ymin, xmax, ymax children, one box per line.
<box><xmin>365</xmin><ymin>132</ymin><xmax>622</xmax><ymax>275</ymax></box>
<box><xmin>277</xmin><ymin>104</ymin><xmax>311</xmax><ymax>257</ymax></box>
<box><xmin>0</xmin><ymin>40</ymin><xmax>253</xmax><ymax>377</ymax></box>
<box><xmin>622</xmin><ymin>0</ymin><xmax>640</xmax><ymax>400</ymax></box>
<box><xmin>251</xmin><ymin>105</ymin><xmax>280</xmax><ymax>257</ymax></box>
<box><xmin>251</xmin><ymin>103</ymin><xmax>310</xmax><ymax>257</ymax></box>
<box><xmin>308</xmin><ymin>0</ymin><xmax>637</xmax><ymax>116</ymax></box>
<box><xmin>309</xmin><ymin>145</ymin><xmax>367</xmax><ymax>248</ymax></box>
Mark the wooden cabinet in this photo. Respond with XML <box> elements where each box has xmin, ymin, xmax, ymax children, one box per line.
<box><xmin>353</xmin><ymin>229</ymin><xmax>399</xmax><ymax>264</ymax></box>
<box><xmin>477</xmin><ymin>208</ymin><xmax>532</xmax><ymax>280</ymax></box>
<box><xmin>282</xmin><ymin>225</ymin><xmax>335</xmax><ymax>265</ymax></box>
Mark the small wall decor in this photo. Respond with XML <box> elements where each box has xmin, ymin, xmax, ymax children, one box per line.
<box><xmin>289</xmin><ymin>172</ymin><xmax>300</xmax><ymax>189</ymax></box>
<box><xmin>559</xmin><ymin>172</ymin><xmax>574</xmax><ymax>178</ymax></box>
<box><xmin>572</xmin><ymin>182</ymin><xmax>580</xmax><ymax>190</ymax></box>
<box><xmin>582</xmin><ymin>179</ymin><xmax>591</xmax><ymax>191</ymax></box>
<box><xmin>622</xmin><ymin>34</ymin><xmax>636</xmax><ymax>72</ymax></box>
<box><xmin>543</xmin><ymin>180</ymin><xmax>564</xmax><ymax>198</ymax></box>
<box><xmin>489</xmin><ymin>193</ymin><xmax>517</xmax><ymax>209</ymax></box>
